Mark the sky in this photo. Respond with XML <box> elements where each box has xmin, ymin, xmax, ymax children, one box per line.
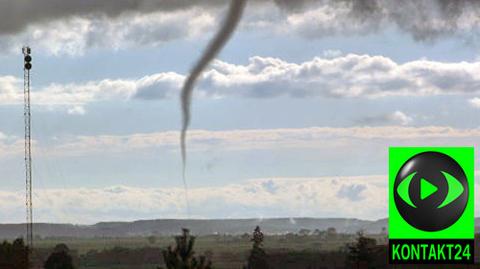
<box><xmin>2</xmin><ymin>0</ymin><xmax>480</xmax><ymax>223</ymax></box>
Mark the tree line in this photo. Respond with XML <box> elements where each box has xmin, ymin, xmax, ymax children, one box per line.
<box><xmin>0</xmin><ymin>227</ymin><xmax>388</xmax><ymax>269</ymax></box>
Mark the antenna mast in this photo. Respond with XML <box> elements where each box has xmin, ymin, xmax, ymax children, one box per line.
<box><xmin>22</xmin><ymin>46</ymin><xmax>33</xmax><ymax>250</ymax></box>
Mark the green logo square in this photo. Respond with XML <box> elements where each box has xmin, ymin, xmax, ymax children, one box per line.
<box><xmin>389</xmin><ymin>147</ymin><xmax>474</xmax><ymax>239</ymax></box>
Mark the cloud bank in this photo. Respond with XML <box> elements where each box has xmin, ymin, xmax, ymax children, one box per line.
<box><xmin>2</xmin><ymin>125</ymin><xmax>480</xmax><ymax>159</ymax></box>
<box><xmin>1</xmin><ymin>176</ymin><xmax>387</xmax><ymax>223</ymax></box>
<box><xmin>1</xmin><ymin>172</ymin><xmax>479</xmax><ymax>224</ymax></box>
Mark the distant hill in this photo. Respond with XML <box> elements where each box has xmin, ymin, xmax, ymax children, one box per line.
<box><xmin>0</xmin><ymin>218</ymin><xmax>390</xmax><ymax>239</ymax></box>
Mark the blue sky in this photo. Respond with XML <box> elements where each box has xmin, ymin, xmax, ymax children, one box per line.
<box><xmin>1</xmin><ymin>0</ymin><xmax>480</xmax><ymax>223</ymax></box>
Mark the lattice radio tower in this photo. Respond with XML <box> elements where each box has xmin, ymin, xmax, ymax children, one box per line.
<box><xmin>22</xmin><ymin>46</ymin><xmax>33</xmax><ymax>250</ymax></box>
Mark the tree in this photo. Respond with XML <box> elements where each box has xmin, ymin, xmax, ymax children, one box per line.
<box><xmin>326</xmin><ymin>227</ymin><xmax>336</xmax><ymax>234</ymax></box>
<box><xmin>244</xmin><ymin>226</ymin><xmax>268</xmax><ymax>269</ymax></box>
<box><xmin>298</xmin><ymin>229</ymin><xmax>311</xmax><ymax>236</ymax></box>
<box><xmin>326</xmin><ymin>227</ymin><xmax>337</xmax><ymax>240</ymax></box>
<box><xmin>0</xmin><ymin>238</ymin><xmax>29</xmax><ymax>269</ymax></box>
<box><xmin>44</xmin><ymin>244</ymin><xmax>74</xmax><ymax>269</ymax></box>
<box><xmin>53</xmin><ymin>244</ymin><xmax>70</xmax><ymax>254</ymax></box>
<box><xmin>148</xmin><ymin>235</ymin><xmax>157</xmax><ymax>245</ymax></box>
<box><xmin>346</xmin><ymin>232</ymin><xmax>376</xmax><ymax>269</ymax></box>
<box><xmin>159</xmin><ymin>228</ymin><xmax>212</xmax><ymax>269</ymax></box>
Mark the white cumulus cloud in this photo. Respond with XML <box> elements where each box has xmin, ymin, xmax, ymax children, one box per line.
<box><xmin>469</xmin><ymin>97</ymin><xmax>480</xmax><ymax>108</ymax></box>
<box><xmin>358</xmin><ymin>111</ymin><xmax>414</xmax><ymax>126</ymax></box>
<box><xmin>2</xmin><ymin>54</ymin><xmax>480</xmax><ymax>110</ymax></box>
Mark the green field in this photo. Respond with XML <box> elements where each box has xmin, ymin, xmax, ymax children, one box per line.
<box><xmin>30</xmin><ymin>233</ymin><xmax>388</xmax><ymax>268</ymax></box>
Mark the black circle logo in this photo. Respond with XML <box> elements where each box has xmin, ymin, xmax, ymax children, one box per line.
<box><xmin>394</xmin><ymin>151</ymin><xmax>468</xmax><ymax>231</ymax></box>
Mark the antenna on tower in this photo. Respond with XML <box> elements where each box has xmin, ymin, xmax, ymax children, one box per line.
<box><xmin>22</xmin><ymin>46</ymin><xmax>33</xmax><ymax>252</ymax></box>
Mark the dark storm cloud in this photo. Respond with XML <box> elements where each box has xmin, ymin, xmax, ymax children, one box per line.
<box><xmin>3</xmin><ymin>0</ymin><xmax>480</xmax><ymax>41</ymax></box>
<box><xmin>0</xmin><ymin>0</ymin><xmax>228</xmax><ymax>35</ymax></box>
<box><xmin>277</xmin><ymin>0</ymin><xmax>480</xmax><ymax>41</ymax></box>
